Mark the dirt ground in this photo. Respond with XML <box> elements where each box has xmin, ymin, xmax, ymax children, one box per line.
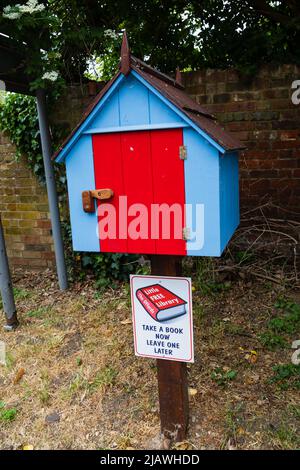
<box><xmin>0</xmin><ymin>268</ymin><xmax>299</xmax><ymax>450</ymax></box>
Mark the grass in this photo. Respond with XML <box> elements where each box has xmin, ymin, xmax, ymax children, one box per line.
<box><xmin>26</xmin><ymin>306</ymin><xmax>50</xmax><ymax>318</ymax></box>
<box><xmin>1</xmin><ymin>270</ymin><xmax>299</xmax><ymax>450</ymax></box>
<box><xmin>66</xmin><ymin>366</ymin><xmax>118</xmax><ymax>399</ymax></box>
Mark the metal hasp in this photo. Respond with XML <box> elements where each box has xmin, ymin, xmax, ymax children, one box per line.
<box><xmin>36</xmin><ymin>89</ymin><xmax>68</xmax><ymax>291</ymax></box>
<box><xmin>0</xmin><ymin>215</ymin><xmax>18</xmax><ymax>330</ymax></box>
<box><xmin>150</xmin><ymin>255</ymin><xmax>189</xmax><ymax>441</ymax></box>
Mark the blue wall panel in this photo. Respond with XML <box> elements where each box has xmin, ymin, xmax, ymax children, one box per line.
<box><xmin>183</xmin><ymin>128</ymin><xmax>221</xmax><ymax>256</ymax></box>
<box><xmin>88</xmin><ymin>91</ymin><xmax>120</xmax><ymax>129</ymax></box>
<box><xmin>149</xmin><ymin>92</ymin><xmax>184</xmax><ymax>124</ymax></box>
<box><xmin>66</xmin><ymin>135</ymin><xmax>100</xmax><ymax>252</ymax></box>
<box><xmin>118</xmin><ymin>75</ymin><xmax>150</xmax><ymax>126</ymax></box>
<box><xmin>219</xmin><ymin>152</ymin><xmax>239</xmax><ymax>253</ymax></box>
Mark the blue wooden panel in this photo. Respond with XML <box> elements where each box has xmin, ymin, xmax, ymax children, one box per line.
<box><xmin>118</xmin><ymin>75</ymin><xmax>150</xmax><ymax>126</ymax></box>
<box><xmin>88</xmin><ymin>91</ymin><xmax>120</xmax><ymax>129</ymax></box>
<box><xmin>65</xmin><ymin>135</ymin><xmax>100</xmax><ymax>252</ymax></box>
<box><xmin>83</xmin><ymin>122</ymin><xmax>188</xmax><ymax>134</ymax></box>
<box><xmin>219</xmin><ymin>151</ymin><xmax>239</xmax><ymax>253</ymax></box>
<box><xmin>149</xmin><ymin>92</ymin><xmax>184</xmax><ymax>124</ymax></box>
<box><xmin>183</xmin><ymin>128</ymin><xmax>221</xmax><ymax>256</ymax></box>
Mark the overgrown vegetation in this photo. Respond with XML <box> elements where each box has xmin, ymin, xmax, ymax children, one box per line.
<box><xmin>1</xmin><ymin>1</ymin><xmax>299</xmax><ymax>87</ymax></box>
<box><xmin>259</xmin><ymin>298</ymin><xmax>300</xmax><ymax>351</ymax></box>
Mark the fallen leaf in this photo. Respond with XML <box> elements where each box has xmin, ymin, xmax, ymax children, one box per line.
<box><xmin>13</xmin><ymin>368</ymin><xmax>25</xmax><ymax>385</ymax></box>
<box><xmin>23</xmin><ymin>445</ymin><xmax>34</xmax><ymax>451</ymax></box>
<box><xmin>174</xmin><ymin>441</ymin><xmax>192</xmax><ymax>450</ymax></box>
<box><xmin>120</xmin><ymin>318</ymin><xmax>132</xmax><ymax>325</ymax></box>
<box><xmin>188</xmin><ymin>387</ymin><xmax>198</xmax><ymax>397</ymax></box>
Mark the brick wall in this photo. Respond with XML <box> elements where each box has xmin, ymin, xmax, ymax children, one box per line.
<box><xmin>0</xmin><ymin>133</ymin><xmax>54</xmax><ymax>269</ymax></box>
<box><xmin>183</xmin><ymin>65</ymin><xmax>300</xmax><ymax>217</ymax></box>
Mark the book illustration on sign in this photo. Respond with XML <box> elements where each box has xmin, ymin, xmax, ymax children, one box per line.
<box><xmin>136</xmin><ymin>284</ymin><xmax>187</xmax><ymax>322</ymax></box>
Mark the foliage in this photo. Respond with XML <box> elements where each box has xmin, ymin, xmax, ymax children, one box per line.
<box><xmin>0</xmin><ymin>1</ymin><xmax>299</xmax><ymax>89</ymax></box>
<box><xmin>81</xmin><ymin>253</ymin><xmax>140</xmax><ymax>289</ymax></box>
<box><xmin>0</xmin><ymin>92</ymin><xmax>66</xmax><ymax>189</ymax></box>
<box><xmin>269</xmin><ymin>363</ymin><xmax>300</xmax><ymax>390</ymax></box>
<box><xmin>0</xmin><ymin>93</ymin><xmax>45</xmax><ymax>181</ymax></box>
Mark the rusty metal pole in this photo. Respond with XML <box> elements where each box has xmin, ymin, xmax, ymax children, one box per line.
<box><xmin>0</xmin><ymin>215</ymin><xmax>18</xmax><ymax>330</ymax></box>
<box><xmin>150</xmin><ymin>255</ymin><xmax>189</xmax><ymax>441</ymax></box>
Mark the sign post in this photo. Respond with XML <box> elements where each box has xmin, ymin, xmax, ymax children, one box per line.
<box><xmin>151</xmin><ymin>255</ymin><xmax>189</xmax><ymax>441</ymax></box>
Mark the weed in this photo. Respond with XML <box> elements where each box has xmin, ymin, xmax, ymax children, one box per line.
<box><xmin>211</xmin><ymin>367</ymin><xmax>237</xmax><ymax>386</ymax></box>
<box><xmin>259</xmin><ymin>299</ymin><xmax>300</xmax><ymax>350</ymax></box>
<box><xmin>259</xmin><ymin>332</ymin><xmax>288</xmax><ymax>350</ymax></box>
<box><xmin>13</xmin><ymin>287</ymin><xmax>31</xmax><ymax>300</ymax></box>
<box><xmin>88</xmin><ymin>366</ymin><xmax>117</xmax><ymax>393</ymax></box>
<box><xmin>0</xmin><ymin>402</ymin><xmax>17</xmax><ymax>422</ymax></box>
<box><xmin>38</xmin><ymin>371</ymin><xmax>51</xmax><ymax>404</ymax></box>
<box><xmin>5</xmin><ymin>351</ymin><xmax>15</xmax><ymax>370</ymax></box>
<box><xmin>269</xmin><ymin>363</ymin><xmax>300</xmax><ymax>390</ymax></box>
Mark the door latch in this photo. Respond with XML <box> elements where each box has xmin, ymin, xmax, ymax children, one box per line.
<box><xmin>82</xmin><ymin>189</ymin><xmax>114</xmax><ymax>213</ymax></box>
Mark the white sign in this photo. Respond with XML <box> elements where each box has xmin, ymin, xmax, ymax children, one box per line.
<box><xmin>130</xmin><ymin>275</ymin><xmax>194</xmax><ymax>363</ymax></box>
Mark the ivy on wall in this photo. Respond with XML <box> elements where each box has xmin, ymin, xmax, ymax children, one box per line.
<box><xmin>0</xmin><ymin>93</ymin><xmax>46</xmax><ymax>183</ymax></box>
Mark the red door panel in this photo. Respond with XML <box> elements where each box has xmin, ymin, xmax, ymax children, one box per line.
<box><xmin>150</xmin><ymin>129</ymin><xmax>186</xmax><ymax>255</ymax></box>
<box><xmin>121</xmin><ymin>131</ymin><xmax>156</xmax><ymax>254</ymax></box>
<box><xmin>92</xmin><ymin>129</ymin><xmax>186</xmax><ymax>255</ymax></box>
<box><xmin>92</xmin><ymin>133</ymin><xmax>127</xmax><ymax>253</ymax></box>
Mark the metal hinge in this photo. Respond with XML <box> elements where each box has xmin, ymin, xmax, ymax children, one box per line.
<box><xmin>182</xmin><ymin>227</ymin><xmax>191</xmax><ymax>241</ymax></box>
<box><xmin>179</xmin><ymin>145</ymin><xmax>187</xmax><ymax>160</ymax></box>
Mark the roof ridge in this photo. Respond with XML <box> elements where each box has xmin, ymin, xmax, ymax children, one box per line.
<box><xmin>130</xmin><ymin>55</ymin><xmax>184</xmax><ymax>90</ymax></box>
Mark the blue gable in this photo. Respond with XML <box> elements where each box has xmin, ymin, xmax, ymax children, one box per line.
<box><xmin>55</xmin><ymin>71</ymin><xmax>226</xmax><ymax>163</ymax></box>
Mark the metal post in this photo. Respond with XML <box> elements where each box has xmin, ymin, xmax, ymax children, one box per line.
<box><xmin>36</xmin><ymin>88</ymin><xmax>68</xmax><ymax>290</ymax></box>
<box><xmin>151</xmin><ymin>255</ymin><xmax>189</xmax><ymax>441</ymax></box>
<box><xmin>0</xmin><ymin>215</ymin><xmax>18</xmax><ymax>330</ymax></box>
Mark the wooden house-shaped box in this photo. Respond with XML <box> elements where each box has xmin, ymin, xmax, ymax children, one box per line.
<box><xmin>54</xmin><ymin>33</ymin><xmax>244</xmax><ymax>257</ymax></box>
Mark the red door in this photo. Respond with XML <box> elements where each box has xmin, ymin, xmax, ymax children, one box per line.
<box><xmin>92</xmin><ymin>129</ymin><xmax>186</xmax><ymax>255</ymax></box>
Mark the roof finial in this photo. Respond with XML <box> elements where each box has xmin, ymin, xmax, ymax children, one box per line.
<box><xmin>175</xmin><ymin>67</ymin><xmax>183</xmax><ymax>87</ymax></box>
<box><xmin>120</xmin><ymin>30</ymin><xmax>131</xmax><ymax>76</ymax></box>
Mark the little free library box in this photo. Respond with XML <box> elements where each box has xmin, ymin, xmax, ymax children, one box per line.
<box><xmin>54</xmin><ymin>32</ymin><xmax>244</xmax><ymax>257</ymax></box>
